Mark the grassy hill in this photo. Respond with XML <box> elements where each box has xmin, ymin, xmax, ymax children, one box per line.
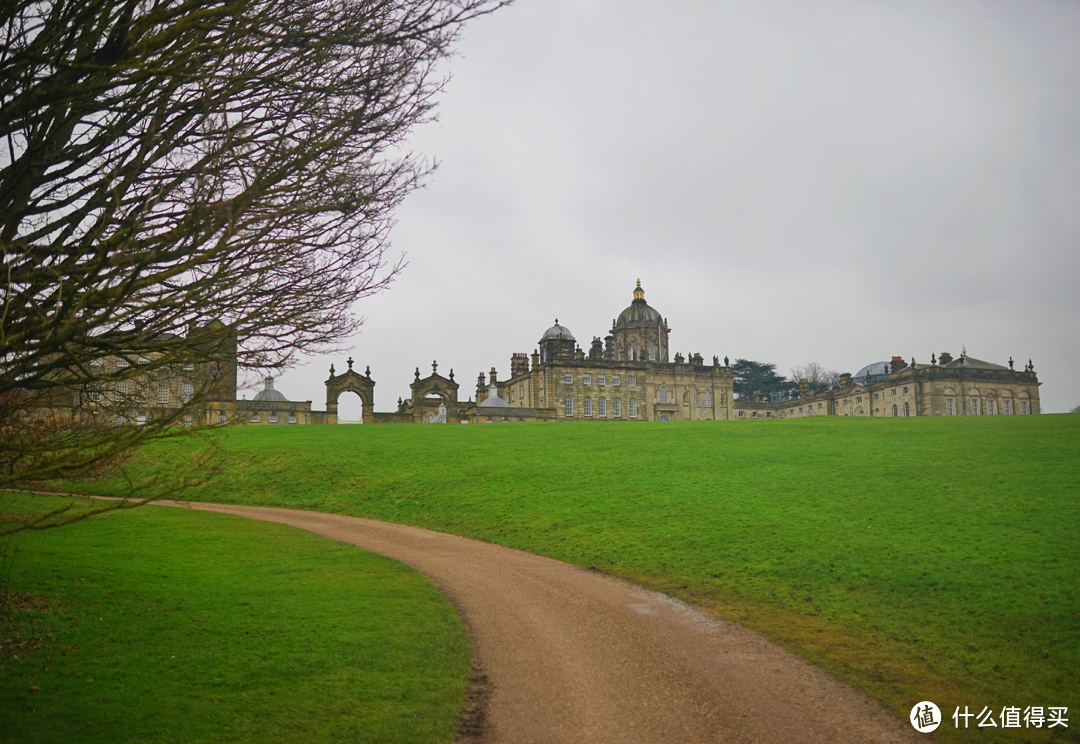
<box><xmin>64</xmin><ymin>415</ymin><xmax>1080</xmax><ymax>742</ymax></box>
<box><xmin>0</xmin><ymin>493</ymin><xmax>470</xmax><ymax>743</ymax></box>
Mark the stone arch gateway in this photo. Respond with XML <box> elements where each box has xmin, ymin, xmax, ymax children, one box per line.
<box><xmin>324</xmin><ymin>359</ymin><xmax>375</xmax><ymax>424</ymax></box>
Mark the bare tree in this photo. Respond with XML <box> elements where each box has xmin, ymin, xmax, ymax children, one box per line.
<box><xmin>0</xmin><ymin>0</ymin><xmax>507</xmax><ymax>529</ymax></box>
<box><xmin>790</xmin><ymin>362</ymin><xmax>842</xmax><ymax>394</ymax></box>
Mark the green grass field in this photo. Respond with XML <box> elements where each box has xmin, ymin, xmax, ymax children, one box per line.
<box><xmin>0</xmin><ymin>493</ymin><xmax>471</xmax><ymax>744</ymax></box>
<box><xmin>56</xmin><ymin>414</ymin><xmax>1080</xmax><ymax>742</ymax></box>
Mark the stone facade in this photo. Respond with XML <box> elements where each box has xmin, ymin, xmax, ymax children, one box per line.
<box><xmin>477</xmin><ymin>281</ymin><xmax>735</xmax><ymax>422</ymax></box>
<box><xmin>733</xmin><ymin>354</ymin><xmax>1041</xmax><ymax>419</ymax></box>
<box><xmin>34</xmin><ymin>320</ymin><xmax>239</xmax><ymax>428</ymax></box>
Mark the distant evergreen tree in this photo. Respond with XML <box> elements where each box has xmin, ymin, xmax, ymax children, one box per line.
<box><xmin>731</xmin><ymin>360</ymin><xmax>796</xmax><ymax>402</ymax></box>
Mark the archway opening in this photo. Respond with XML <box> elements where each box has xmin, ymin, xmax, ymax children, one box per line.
<box><xmin>337</xmin><ymin>391</ymin><xmax>365</xmax><ymax>423</ymax></box>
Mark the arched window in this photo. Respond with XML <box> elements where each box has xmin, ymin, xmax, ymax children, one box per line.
<box><xmin>659</xmin><ymin>386</ymin><xmax>669</xmax><ymax>404</ymax></box>
<box><xmin>630</xmin><ymin>341</ymin><xmax>638</xmax><ymax>361</ymax></box>
<box><xmin>648</xmin><ymin>340</ymin><xmax>656</xmax><ymax>361</ymax></box>
<box><xmin>583</xmin><ymin>397</ymin><xmax>592</xmax><ymax>417</ymax></box>
<box><xmin>987</xmin><ymin>399</ymin><xmax>996</xmax><ymax>415</ymax></box>
<box><xmin>598</xmin><ymin>397</ymin><xmax>607</xmax><ymax>417</ymax></box>
<box><xmin>565</xmin><ymin>396</ymin><xmax>573</xmax><ymax>417</ymax></box>
<box><xmin>892</xmin><ymin>404</ymin><xmax>898</xmax><ymax>417</ymax></box>
<box><xmin>705</xmin><ymin>390</ymin><xmax>712</xmax><ymax>408</ymax></box>
<box><xmin>695</xmin><ymin>390</ymin><xmax>700</xmax><ymax>408</ymax></box>
<box><xmin>613</xmin><ymin>397</ymin><xmax>622</xmax><ymax>418</ymax></box>
<box><xmin>903</xmin><ymin>401</ymin><xmax>910</xmax><ymax>417</ymax></box>
<box><xmin>629</xmin><ymin>398</ymin><xmax>638</xmax><ymax>419</ymax></box>
<box><xmin>181</xmin><ymin>383</ymin><xmax>194</xmax><ymax>404</ymax></box>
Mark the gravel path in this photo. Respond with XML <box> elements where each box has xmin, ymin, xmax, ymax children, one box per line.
<box><xmin>159</xmin><ymin>501</ymin><xmax>925</xmax><ymax>744</ymax></box>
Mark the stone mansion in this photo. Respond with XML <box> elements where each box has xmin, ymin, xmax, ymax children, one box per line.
<box><xmin>46</xmin><ymin>281</ymin><xmax>1042</xmax><ymax>426</ymax></box>
<box><xmin>314</xmin><ymin>280</ymin><xmax>1041</xmax><ymax>424</ymax></box>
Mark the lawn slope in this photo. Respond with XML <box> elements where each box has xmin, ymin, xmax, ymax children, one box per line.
<box><xmin>67</xmin><ymin>415</ymin><xmax>1080</xmax><ymax>743</ymax></box>
<box><xmin>0</xmin><ymin>493</ymin><xmax>471</xmax><ymax>744</ymax></box>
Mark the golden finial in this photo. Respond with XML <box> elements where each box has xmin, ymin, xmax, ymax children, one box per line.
<box><xmin>633</xmin><ymin>279</ymin><xmax>645</xmax><ymax>301</ymax></box>
<box><xmin>636</xmin><ymin>278</ymin><xmax>641</xmax><ymax>288</ymax></box>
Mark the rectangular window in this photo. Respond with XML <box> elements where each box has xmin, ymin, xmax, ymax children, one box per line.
<box><xmin>289</xmin><ymin>413</ymin><xmax>297</xmax><ymax>423</ymax></box>
<box><xmin>117</xmin><ymin>380</ymin><xmax>128</xmax><ymax>398</ymax></box>
<box><xmin>856</xmin><ymin>396</ymin><xmax>862</xmax><ymax>404</ymax></box>
<box><xmin>157</xmin><ymin>383</ymin><xmax>169</xmax><ymax>404</ymax></box>
<box><xmin>136</xmin><ymin>412</ymin><xmax>147</xmax><ymax>426</ymax></box>
<box><xmin>903</xmin><ymin>386</ymin><xmax>909</xmax><ymax>394</ymax></box>
<box><xmin>564</xmin><ymin>373</ymin><xmax>572</xmax><ymax>384</ymax></box>
<box><xmin>705</xmin><ymin>390</ymin><xmax>712</xmax><ymax>408</ymax></box>
<box><xmin>752</xmin><ymin>411</ymin><xmax>758</xmax><ymax>419</ymax></box>
<box><xmin>183</xmin><ymin>362</ymin><xmax>195</xmax><ymax>371</ymax></box>
<box><xmin>628</xmin><ymin>375</ymin><xmax>637</xmax><ymax>387</ymax></box>
<box><xmin>511</xmin><ymin>388</ymin><xmax>516</xmax><ymax>402</ymax></box>
<box><xmin>946</xmin><ymin>398</ymin><xmax>954</xmax><ymax>415</ymax></box>
<box><xmin>766</xmin><ymin>412</ymin><xmax>772</xmax><ymax>418</ymax></box>
<box><xmin>612</xmin><ymin>375</ymin><xmax>620</xmax><ymax>386</ymax></box>
<box><xmin>599</xmin><ymin>397</ymin><xmax>607</xmax><ymax>417</ymax></box>
<box><xmin>137</xmin><ymin>383</ymin><xmax>149</xmax><ymax>403</ymax></box>
<box><xmin>583</xmin><ymin>374</ymin><xmax>591</xmax><ymax>385</ymax></box>
<box><xmin>874</xmin><ymin>393</ymin><xmax>880</xmax><ymax>400</ymax></box>
<box><xmin>695</xmin><ymin>390</ymin><xmax>700</xmax><ymax>408</ymax></box>
<box><xmin>798</xmin><ymin>407</ymin><xmax>803</xmax><ymax>414</ymax></box>
<box><xmin>87</xmin><ymin>383</ymin><xmax>102</xmax><ymax>402</ymax></box>
<box><xmin>584</xmin><ymin>397</ymin><xmax>592</xmax><ymax>417</ymax></box>
<box><xmin>817</xmin><ymin>403</ymin><xmax>822</xmax><ymax>409</ymax></box>
<box><xmin>116</xmin><ymin>357</ymin><xmax>129</xmax><ymax>368</ymax></box>
<box><xmin>251</xmin><ymin>413</ymin><xmax>260</xmax><ymax>423</ymax></box>
<box><xmin>1003</xmin><ymin>400</ymin><xmax>1011</xmax><ymax>415</ymax></box>
<box><xmin>598</xmin><ymin>374</ymin><xmax>606</xmax><ymax>386</ymax></box>
<box><xmin>269</xmin><ymin>413</ymin><xmax>278</xmax><ymax>423</ymax></box>
<box><xmin>629</xmin><ymin>398</ymin><xmax>638</xmax><ymax>419</ymax></box>
<box><xmin>1021</xmin><ymin>401</ymin><xmax>1028</xmax><ymax>415</ymax></box>
<box><xmin>648</xmin><ymin>341</ymin><xmax>656</xmax><ymax>361</ymax></box>
<box><xmin>971</xmin><ymin>399</ymin><xmax>980</xmax><ymax>416</ymax></box>
<box><xmin>891</xmin><ymin>389</ymin><xmax>897</xmax><ymax>396</ymax></box>
<box><xmin>217</xmin><ymin>412</ymin><xmax>226</xmax><ymax>425</ymax></box>
<box><xmin>565</xmin><ymin>397</ymin><xmax>573</xmax><ymax>417</ymax></box>
<box><xmin>116</xmin><ymin>414</ymin><xmax>126</xmax><ymax>426</ymax></box>
<box><xmin>738</xmin><ymin>411</ymin><xmax>745</xmax><ymax>418</ymax></box>
<box><xmin>988</xmin><ymin>400</ymin><xmax>995</xmax><ymax>415</ymax></box>
<box><xmin>613</xmin><ymin>397</ymin><xmax>621</xmax><ymax>418</ymax></box>
<box><xmin>181</xmin><ymin>383</ymin><xmax>193</xmax><ymax>404</ymax></box>
<box><xmin>539</xmin><ymin>376</ymin><xmax>545</xmax><ymax>390</ymax></box>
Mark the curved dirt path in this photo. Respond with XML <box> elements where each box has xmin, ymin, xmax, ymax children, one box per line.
<box><xmin>160</xmin><ymin>501</ymin><xmax>923</xmax><ymax>744</ymax></box>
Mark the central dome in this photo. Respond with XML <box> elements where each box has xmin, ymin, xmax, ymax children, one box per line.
<box><xmin>616</xmin><ymin>279</ymin><xmax>661</xmax><ymax>326</ymax></box>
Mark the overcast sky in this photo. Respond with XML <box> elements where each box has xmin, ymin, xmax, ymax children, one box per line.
<box><xmin>266</xmin><ymin>0</ymin><xmax>1080</xmax><ymax>416</ymax></box>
